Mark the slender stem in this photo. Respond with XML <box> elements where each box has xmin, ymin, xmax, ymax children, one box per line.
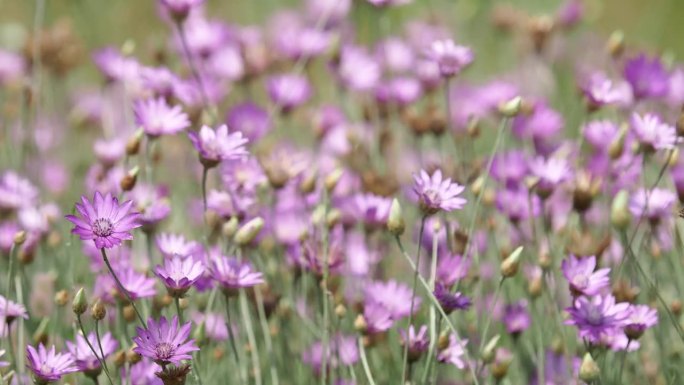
<box><xmin>14</xmin><ymin>276</ymin><xmax>24</xmax><ymax>376</ymax></box>
<box><xmin>77</xmin><ymin>316</ymin><xmax>114</xmax><ymax>385</ymax></box>
<box><xmin>617</xmin><ymin>340</ymin><xmax>630</xmax><ymax>383</ymax></box>
<box><xmin>239</xmin><ymin>289</ymin><xmax>262</xmax><ymax>385</ymax></box>
<box><xmin>358</xmin><ymin>338</ymin><xmax>377</xmax><ymax>385</ymax></box>
<box><xmin>201</xmin><ymin>166</ymin><xmax>209</xmax><ymax>214</ymax></box>
<box><xmin>477</xmin><ymin>278</ymin><xmax>505</xmax><ymax>376</ymax></box>
<box><xmin>320</xmin><ymin>189</ymin><xmax>331</xmax><ymax>385</ymax></box>
<box><xmin>401</xmin><ymin>215</ymin><xmax>427</xmax><ymax>384</ymax></box>
<box><xmin>224</xmin><ymin>295</ymin><xmax>247</xmax><ymax>384</ymax></box>
<box><xmin>94</xmin><ymin>320</ymin><xmax>109</xmax><ymax>373</ymax></box>
<box><xmin>420</xmin><ymin>225</ymin><xmax>441</xmax><ymax>384</ymax></box>
<box><xmin>174</xmin><ymin>297</ymin><xmax>184</xmax><ymax>324</ymax></box>
<box><xmin>174</xmin><ymin>20</ymin><xmax>214</xmax><ymax>119</ymax></box>
<box><xmin>100</xmin><ymin>248</ymin><xmax>147</xmax><ymax>329</ymax></box>
<box><xmin>255</xmin><ymin>287</ymin><xmax>280</xmax><ymax>385</ymax></box>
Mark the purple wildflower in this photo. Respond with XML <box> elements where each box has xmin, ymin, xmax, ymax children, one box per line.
<box><xmin>66</xmin><ymin>332</ymin><xmax>119</xmax><ymax>374</ymax></box>
<box><xmin>365</xmin><ymin>280</ymin><xmax>420</xmax><ymax>319</ymax></box>
<box><xmin>158</xmin><ymin>0</ymin><xmax>205</xmax><ymax>21</ymax></box>
<box><xmin>413</xmin><ymin>169</ymin><xmax>467</xmax><ymax>215</ymax></box>
<box><xmin>66</xmin><ymin>191</ymin><xmax>141</xmax><ymax>249</ymax></box>
<box><xmin>425</xmin><ymin>39</ymin><xmax>474</xmax><ymax>78</ymax></box>
<box><xmin>629</xmin><ymin>187</ymin><xmax>676</xmax><ymax>223</ymax></box>
<box><xmin>154</xmin><ymin>255</ymin><xmax>204</xmax><ymax>297</ymax></box>
<box><xmin>130</xmin><ymin>184</ymin><xmax>172</xmax><ymax>232</ymax></box>
<box><xmin>582</xmin><ymin>120</ymin><xmax>620</xmax><ymax>152</ymax></box>
<box><xmin>624</xmin><ymin>304</ymin><xmax>658</xmax><ymax>340</ymax></box>
<box><xmin>266</xmin><ymin>74</ymin><xmax>312</xmax><ymax>113</ymax></box>
<box><xmin>565</xmin><ymin>294</ymin><xmax>631</xmax><ymax>344</ymax></box>
<box><xmin>134</xmin><ymin>98</ymin><xmax>190</xmax><ymax>137</ymax></box>
<box><xmin>133</xmin><ymin>316</ymin><xmax>199</xmax><ymax>366</ymax></box>
<box><xmin>436</xmin><ymin>253</ymin><xmax>471</xmax><ymax>287</ymax></box>
<box><xmin>503</xmin><ymin>300</ymin><xmax>532</xmax><ymax>336</ymax></box>
<box><xmin>211</xmin><ymin>256</ymin><xmax>264</xmax><ymax>295</ymax></box>
<box><xmin>400</xmin><ymin>325</ymin><xmax>430</xmax><ymax>362</ymax></box>
<box><xmin>434</xmin><ymin>284</ymin><xmax>471</xmax><ymax>314</ymax></box>
<box><xmin>302</xmin><ymin>334</ymin><xmax>359</xmax><ymax>375</ymax></box>
<box><xmin>529</xmin><ymin>156</ymin><xmax>572</xmax><ymax>198</ymax></box>
<box><xmin>156</xmin><ymin>233</ymin><xmax>200</xmax><ymax>258</ymax></box>
<box><xmin>26</xmin><ymin>344</ymin><xmax>78</xmax><ymax>384</ymax></box>
<box><xmin>630</xmin><ymin>112</ymin><xmax>677</xmax><ymax>151</ymax></box>
<box><xmin>0</xmin><ymin>294</ymin><xmax>29</xmax><ymax>323</ymax></box>
<box><xmin>226</xmin><ymin>102</ymin><xmax>272</xmax><ymax>142</ymax></box>
<box><xmin>188</xmin><ymin>124</ymin><xmax>249</xmax><ymax>168</ymax></box>
<box><xmin>437</xmin><ymin>335</ymin><xmax>468</xmax><ymax>369</ymax></box>
<box><xmin>561</xmin><ymin>255</ymin><xmax>610</xmax><ymax>296</ymax></box>
<box><xmin>0</xmin><ymin>171</ymin><xmax>39</xmax><ymax>211</ymax></box>
<box><xmin>623</xmin><ymin>54</ymin><xmax>669</xmax><ymax>100</ymax></box>
<box><xmin>116</xmin><ymin>268</ymin><xmax>157</xmax><ymax>301</ymax></box>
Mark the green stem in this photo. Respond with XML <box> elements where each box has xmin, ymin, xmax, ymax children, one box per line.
<box><xmin>420</xmin><ymin>224</ymin><xmax>441</xmax><ymax>384</ymax></box>
<box><xmin>174</xmin><ymin>297</ymin><xmax>184</xmax><ymax>324</ymax></box>
<box><xmin>201</xmin><ymin>166</ymin><xmax>209</xmax><ymax>214</ymax></box>
<box><xmin>477</xmin><ymin>278</ymin><xmax>505</xmax><ymax>376</ymax></box>
<box><xmin>358</xmin><ymin>338</ymin><xmax>377</xmax><ymax>385</ymax></box>
<box><xmin>94</xmin><ymin>320</ymin><xmax>109</xmax><ymax>373</ymax></box>
<box><xmin>100</xmin><ymin>248</ymin><xmax>147</xmax><ymax>329</ymax></box>
<box><xmin>255</xmin><ymin>286</ymin><xmax>280</xmax><ymax>385</ymax></box>
<box><xmin>224</xmin><ymin>295</ymin><xmax>247</xmax><ymax>384</ymax></box>
<box><xmin>320</xmin><ymin>188</ymin><xmax>331</xmax><ymax>385</ymax></box>
<box><xmin>239</xmin><ymin>288</ymin><xmax>262</xmax><ymax>385</ymax></box>
<box><xmin>77</xmin><ymin>316</ymin><xmax>114</xmax><ymax>385</ymax></box>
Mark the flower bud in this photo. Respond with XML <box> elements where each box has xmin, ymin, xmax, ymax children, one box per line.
<box><xmin>497</xmin><ymin>96</ymin><xmax>523</xmax><ymax>117</ymax></box>
<box><xmin>120</xmin><ymin>166</ymin><xmax>139</xmax><ymax>192</ymax></box>
<box><xmin>113</xmin><ymin>350</ymin><xmax>126</xmax><ymax>367</ymax></box>
<box><xmin>91</xmin><ymin>299</ymin><xmax>107</xmax><ymax>321</ymax></box>
<box><xmin>481</xmin><ymin>335</ymin><xmax>500</xmax><ymax>364</ymax></box>
<box><xmin>326</xmin><ymin>209</ymin><xmax>341</xmax><ymax>228</ymax></box>
<box><xmin>353</xmin><ymin>314</ymin><xmax>367</xmax><ymax>334</ymax></box>
<box><xmin>501</xmin><ymin>246</ymin><xmax>523</xmax><ymax>278</ymax></box>
<box><xmin>579</xmin><ymin>352</ymin><xmax>600</xmax><ymax>382</ymax></box>
<box><xmin>608</xmin><ymin>124</ymin><xmax>628</xmax><ymax>160</ymax></box>
<box><xmin>72</xmin><ymin>288</ymin><xmax>87</xmax><ymax>316</ymax></box>
<box><xmin>335</xmin><ymin>304</ymin><xmax>347</xmax><ymax>318</ymax></box>
<box><xmin>222</xmin><ymin>216</ymin><xmax>239</xmax><ymax>239</ymax></box>
<box><xmin>126</xmin><ymin>129</ymin><xmax>144</xmax><ymax>156</ymax></box>
<box><xmin>13</xmin><ymin>231</ymin><xmax>26</xmax><ymax>245</ymax></box>
<box><xmin>611</xmin><ymin>190</ymin><xmax>631</xmax><ymax>230</ymax></box>
<box><xmin>387</xmin><ymin>199</ymin><xmax>405</xmax><ymax>236</ymax></box>
<box><xmin>324</xmin><ymin>168</ymin><xmax>344</xmax><ymax>193</ymax></box>
<box><xmin>299</xmin><ymin>171</ymin><xmax>317</xmax><ymax>195</ymax></box>
<box><xmin>126</xmin><ymin>349</ymin><xmax>142</xmax><ymax>365</ymax></box>
<box><xmin>606</xmin><ymin>30</ymin><xmax>625</xmax><ymax>58</ymax></box>
<box><xmin>234</xmin><ymin>217</ymin><xmax>264</xmax><ymax>246</ymax></box>
<box><xmin>55</xmin><ymin>290</ymin><xmax>69</xmax><ymax>307</ymax></box>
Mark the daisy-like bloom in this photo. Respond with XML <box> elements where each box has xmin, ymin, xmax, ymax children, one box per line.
<box><xmin>425</xmin><ymin>39</ymin><xmax>474</xmax><ymax>78</ymax></box>
<box><xmin>94</xmin><ymin>137</ymin><xmax>126</xmax><ymax>166</ymax></box>
<box><xmin>624</xmin><ymin>304</ymin><xmax>658</xmax><ymax>340</ymax></box>
<box><xmin>65</xmin><ymin>191</ymin><xmax>141</xmax><ymax>249</ymax></box>
<box><xmin>159</xmin><ymin>0</ymin><xmax>205</xmax><ymax>21</ymax></box>
<box><xmin>491</xmin><ymin>150</ymin><xmax>529</xmax><ymax>189</ymax></box>
<box><xmin>503</xmin><ymin>300</ymin><xmax>531</xmax><ymax>337</ymax></box>
<box><xmin>436</xmin><ymin>253</ymin><xmax>471</xmax><ymax>288</ymax></box>
<box><xmin>154</xmin><ymin>255</ymin><xmax>204</xmax><ymax>297</ymax></box>
<box><xmin>582</xmin><ymin>120</ymin><xmax>620</xmax><ymax>152</ymax></box>
<box><xmin>192</xmin><ymin>312</ymin><xmax>229</xmax><ymax>341</ymax></box>
<box><xmin>529</xmin><ymin>156</ymin><xmax>572</xmax><ymax>199</ymax></box>
<box><xmin>226</xmin><ymin>102</ymin><xmax>272</xmax><ymax>142</ymax></box>
<box><xmin>0</xmin><ymin>171</ymin><xmax>39</xmax><ymax>211</ymax></box>
<box><xmin>400</xmin><ymin>325</ymin><xmax>430</xmax><ymax>362</ymax></box>
<box><xmin>130</xmin><ymin>184</ymin><xmax>172</xmax><ymax>232</ymax></box>
<box><xmin>580</xmin><ymin>72</ymin><xmax>632</xmax><ymax>110</ymax></box>
<box><xmin>623</xmin><ymin>54</ymin><xmax>669</xmax><ymax>100</ymax></box>
<box><xmin>26</xmin><ymin>344</ymin><xmax>78</xmax><ymax>384</ymax></box>
<box><xmin>365</xmin><ymin>280</ymin><xmax>420</xmax><ymax>319</ymax></box>
<box><xmin>434</xmin><ymin>284</ymin><xmax>471</xmax><ymax>314</ymax></box>
<box><xmin>413</xmin><ymin>169</ymin><xmax>467</xmax><ymax>215</ymax></box>
<box><xmin>565</xmin><ymin>294</ymin><xmax>631</xmax><ymax>344</ymax></box>
<box><xmin>302</xmin><ymin>334</ymin><xmax>359</xmax><ymax>375</ymax></box>
<box><xmin>156</xmin><ymin>233</ymin><xmax>200</xmax><ymax>258</ymax></box>
<box><xmin>630</xmin><ymin>112</ymin><xmax>677</xmax><ymax>152</ymax></box>
<box><xmin>116</xmin><ymin>268</ymin><xmax>157</xmax><ymax>301</ymax></box>
<box><xmin>0</xmin><ymin>294</ymin><xmax>29</xmax><ymax>323</ymax></box>
<box><xmin>266</xmin><ymin>74</ymin><xmax>312</xmax><ymax>113</ymax></box>
<box><xmin>561</xmin><ymin>255</ymin><xmax>610</xmax><ymax>297</ymax></box>
<box><xmin>140</xmin><ymin>66</ymin><xmax>180</xmax><ymax>99</ymax></box>
<box><xmin>629</xmin><ymin>187</ymin><xmax>677</xmax><ymax>224</ymax></box>
<box><xmin>437</xmin><ymin>335</ymin><xmax>468</xmax><ymax>369</ymax></box>
<box><xmin>188</xmin><ymin>124</ymin><xmax>249</xmax><ymax>168</ymax></box>
<box><xmin>362</xmin><ymin>302</ymin><xmax>395</xmax><ymax>333</ymax></box>
<box><xmin>66</xmin><ymin>332</ymin><xmax>119</xmax><ymax>376</ymax></box>
<box><xmin>133</xmin><ymin>316</ymin><xmax>199</xmax><ymax>366</ymax></box>
<box><xmin>351</xmin><ymin>193</ymin><xmax>392</xmax><ymax>228</ymax></box>
<box><xmin>211</xmin><ymin>256</ymin><xmax>264</xmax><ymax>296</ymax></box>
<box><xmin>134</xmin><ymin>98</ymin><xmax>190</xmax><ymax>138</ymax></box>
<box><xmin>337</xmin><ymin>45</ymin><xmax>381</xmax><ymax>92</ymax></box>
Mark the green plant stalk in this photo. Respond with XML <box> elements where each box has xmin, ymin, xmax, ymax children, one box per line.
<box><xmin>358</xmin><ymin>338</ymin><xmax>377</xmax><ymax>385</ymax></box>
<box><xmin>239</xmin><ymin>288</ymin><xmax>262</xmax><ymax>385</ymax></box>
<box><xmin>100</xmin><ymin>248</ymin><xmax>147</xmax><ymax>329</ymax></box>
<box><xmin>420</xmin><ymin>225</ymin><xmax>441</xmax><ymax>384</ymax></box>
<box><xmin>78</xmin><ymin>315</ymin><xmax>115</xmax><ymax>385</ymax></box>
<box><xmin>255</xmin><ymin>286</ymin><xmax>280</xmax><ymax>385</ymax></box>
<box><xmin>95</xmin><ymin>320</ymin><xmax>109</xmax><ymax>373</ymax></box>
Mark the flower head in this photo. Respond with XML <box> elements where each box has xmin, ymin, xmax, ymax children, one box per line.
<box><xmin>133</xmin><ymin>316</ymin><xmax>199</xmax><ymax>366</ymax></box>
<box><xmin>211</xmin><ymin>256</ymin><xmax>264</xmax><ymax>295</ymax></box>
<box><xmin>426</xmin><ymin>39</ymin><xmax>474</xmax><ymax>78</ymax></box>
<box><xmin>413</xmin><ymin>169</ymin><xmax>467</xmax><ymax>215</ymax></box>
<box><xmin>565</xmin><ymin>294</ymin><xmax>631</xmax><ymax>344</ymax></box>
<box><xmin>630</xmin><ymin>112</ymin><xmax>677</xmax><ymax>151</ymax></box>
<box><xmin>365</xmin><ymin>280</ymin><xmax>420</xmax><ymax>319</ymax></box>
<box><xmin>66</xmin><ymin>191</ymin><xmax>141</xmax><ymax>249</ymax></box>
<box><xmin>624</xmin><ymin>304</ymin><xmax>658</xmax><ymax>340</ymax></box>
<box><xmin>623</xmin><ymin>54</ymin><xmax>669</xmax><ymax>100</ymax></box>
<box><xmin>503</xmin><ymin>300</ymin><xmax>532</xmax><ymax>336</ymax></box>
<box><xmin>266</xmin><ymin>74</ymin><xmax>312</xmax><ymax>113</ymax></box>
<box><xmin>159</xmin><ymin>0</ymin><xmax>205</xmax><ymax>21</ymax></box>
<box><xmin>436</xmin><ymin>253</ymin><xmax>471</xmax><ymax>288</ymax></box>
<box><xmin>434</xmin><ymin>284</ymin><xmax>471</xmax><ymax>314</ymax></box>
<box><xmin>400</xmin><ymin>325</ymin><xmax>429</xmax><ymax>362</ymax></box>
<box><xmin>155</xmin><ymin>255</ymin><xmax>204</xmax><ymax>297</ymax></box>
<box><xmin>561</xmin><ymin>255</ymin><xmax>610</xmax><ymax>296</ymax></box>
<box><xmin>226</xmin><ymin>102</ymin><xmax>272</xmax><ymax>142</ymax></box>
<box><xmin>26</xmin><ymin>344</ymin><xmax>78</xmax><ymax>384</ymax></box>
<box><xmin>156</xmin><ymin>233</ymin><xmax>200</xmax><ymax>258</ymax></box>
<box><xmin>629</xmin><ymin>187</ymin><xmax>676</xmax><ymax>224</ymax></box>
<box><xmin>529</xmin><ymin>156</ymin><xmax>572</xmax><ymax>197</ymax></box>
<box><xmin>188</xmin><ymin>124</ymin><xmax>249</xmax><ymax>168</ymax></box>
<box><xmin>66</xmin><ymin>332</ymin><xmax>118</xmax><ymax>374</ymax></box>
<box><xmin>0</xmin><ymin>294</ymin><xmax>29</xmax><ymax>323</ymax></box>
<box><xmin>302</xmin><ymin>334</ymin><xmax>358</xmax><ymax>375</ymax></box>
<box><xmin>0</xmin><ymin>171</ymin><xmax>39</xmax><ymax>211</ymax></box>
<box><xmin>116</xmin><ymin>268</ymin><xmax>157</xmax><ymax>301</ymax></box>
<box><xmin>437</xmin><ymin>335</ymin><xmax>468</xmax><ymax>369</ymax></box>
<box><xmin>134</xmin><ymin>98</ymin><xmax>190</xmax><ymax>137</ymax></box>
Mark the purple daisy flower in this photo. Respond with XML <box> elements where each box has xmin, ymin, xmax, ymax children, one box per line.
<box><xmin>266</xmin><ymin>74</ymin><xmax>312</xmax><ymax>113</ymax></box>
<box><xmin>65</xmin><ymin>191</ymin><xmax>141</xmax><ymax>249</ymax></box>
<box><xmin>623</xmin><ymin>54</ymin><xmax>669</xmax><ymax>100</ymax></box>
<box><xmin>94</xmin><ymin>137</ymin><xmax>126</xmax><ymax>166</ymax></box>
<box><xmin>188</xmin><ymin>124</ymin><xmax>249</xmax><ymax>168</ymax></box>
<box><xmin>26</xmin><ymin>344</ymin><xmax>78</xmax><ymax>384</ymax></box>
<box><xmin>158</xmin><ymin>0</ymin><xmax>205</xmax><ymax>20</ymax></box>
<box><xmin>226</xmin><ymin>102</ymin><xmax>272</xmax><ymax>143</ymax></box>
<box><xmin>350</xmin><ymin>193</ymin><xmax>392</xmax><ymax>228</ymax></box>
<box><xmin>66</xmin><ymin>332</ymin><xmax>119</xmax><ymax>374</ymax></box>
<box><xmin>210</xmin><ymin>256</ymin><xmax>264</xmax><ymax>296</ymax></box>
<box><xmin>437</xmin><ymin>335</ymin><xmax>468</xmax><ymax>369</ymax></box>
<box><xmin>580</xmin><ymin>72</ymin><xmax>632</xmax><ymax>109</ymax></box>
<box><xmin>0</xmin><ymin>294</ymin><xmax>29</xmax><ymax>323</ymax></box>
<box><xmin>436</xmin><ymin>253</ymin><xmax>471</xmax><ymax>288</ymax></box>
<box><xmin>400</xmin><ymin>325</ymin><xmax>430</xmax><ymax>362</ymax></box>
<box><xmin>365</xmin><ymin>280</ymin><xmax>420</xmax><ymax>319</ymax></box>
<box><xmin>624</xmin><ymin>304</ymin><xmax>658</xmax><ymax>340</ymax></box>
<box><xmin>134</xmin><ymin>98</ymin><xmax>190</xmax><ymax>138</ymax></box>
<box><xmin>336</xmin><ymin>46</ymin><xmax>381</xmax><ymax>92</ymax></box>
<box><xmin>434</xmin><ymin>284</ymin><xmax>471</xmax><ymax>314</ymax></box>
<box><xmin>302</xmin><ymin>334</ymin><xmax>359</xmax><ymax>375</ymax></box>
<box><xmin>154</xmin><ymin>255</ymin><xmax>204</xmax><ymax>297</ymax></box>
<box><xmin>629</xmin><ymin>187</ymin><xmax>676</xmax><ymax>223</ymax></box>
<box><xmin>561</xmin><ymin>255</ymin><xmax>610</xmax><ymax>296</ymax></box>
<box><xmin>582</xmin><ymin>120</ymin><xmax>620</xmax><ymax>152</ymax></box>
<box><xmin>130</xmin><ymin>184</ymin><xmax>172</xmax><ymax>232</ymax></box>
<box><xmin>491</xmin><ymin>150</ymin><xmax>529</xmax><ymax>189</ymax></box>
<box><xmin>156</xmin><ymin>233</ymin><xmax>200</xmax><ymax>258</ymax></box>
<box><xmin>363</xmin><ymin>302</ymin><xmax>395</xmax><ymax>333</ymax></box>
<box><xmin>630</xmin><ymin>112</ymin><xmax>677</xmax><ymax>152</ymax></box>
<box><xmin>565</xmin><ymin>294</ymin><xmax>630</xmax><ymax>344</ymax></box>
<box><xmin>116</xmin><ymin>268</ymin><xmax>157</xmax><ymax>301</ymax></box>
<box><xmin>133</xmin><ymin>316</ymin><xmax>199</xmax><ymax>366</ymax></box>
<box><xmin>503</xmin><ymin>300</ymin><xmax>532</xmax><ymax>336</ymax></box>
<box><xmin>425</xmin><ymin>39</ymin><xmax>474</xmax><ymax>78</ymax></box>
<box><xmin>413</xmin><ymin>169</ymin><xmax>467</xmax><ymax>215</ymax></box>
<box><xmin>0</xmin><ymin>171</ymin><xmax>39</xmax><ymax>211</ymax></box>
<box><xmin>529</xmin><ymin>156</ymin><xmax>572</xmax><ymax>198</ymax></box>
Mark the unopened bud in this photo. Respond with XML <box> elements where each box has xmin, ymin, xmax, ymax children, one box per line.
<box><xmin>222</xmin><ymin>216</ymin><xmax>239</xmax><ymax>239</ymax></box>
<box><xmin>326</xmin><ymin>209</ymin><xmax>341</xmax><ymax>228</ymax></box>
<box><xmin>13</xmin><ymin>231</ymin><xmax>26</xmax><ymax>245</ymax></box>
<box><xmin>481</xmin><ymin>335</ymin><xmax>500</xmax><ymax>364</ymax></box>
<box><xmin>91</xmin><ymin>299</ymin><xmax>107</xmax><ymax>321</ymax></box>
<box><xmin>126</xmin><ymin>130</ymin><xmax>144</xmax><ymax>156</ymax></box>
<box><xmin>126</xmin><ymin>349</ymin><xmax>142</xmax><ymax>364</ymax></box>
<box><xmin>501</xmin><ymin>246</ymin><xmax>523</xmax><ymax>278</ymax></box>
<box><xmin>120</xmin><ymin>166</ymin><xmax>139</xmax><ymax>192</ymax></box>
<box><xmin>579</xmin><ymin>353</ymin><xmax>600</xmax><ymax>382</ymax></box>
<box><xmin>55</xmin><ymin>290</ymin><xmax>69</xmax><ymax>307</ymax></box>
<box><xmin>335</xmin><ymin>304</ymin><xmax>347</xmax><ymax>318</ymax></box>
<box><xmin>497</xmin><ymin>96</ymin><xmax>523</xmax><ymax>117</ymax></box>
<box><xmin>299</xmin><ymin>171</ymin><xmax>317</xmax><ymax>195</ymax></box>
<box><xmin>387</xmin><ymin>199</ymin><xmax>405</xmax><ymax>236</ymax></box>
<box><xmin>354</xmin><ymin>314</ymin><xmax>367</xmax><ymax>333</ymax></box>
<box><xmin>72</xmin><ymin>288</ymin><xmax>87</xmax><ymax>316</ymax></box>
<box><xmin>608</xmin><ymin>124</ymin><xmax>628</xmax><ymax>160</ymax></box>
<box><xmin>606</xmin><ymin>30</ymin><xmax>625</xmax><ymax>58</ymax></box>
<box><xmin>437</xmin><ymin>332</ymin><xmax>450</xmax><ymax>350</ymax></box>
<box><xmin>324</xmin><ymin>168</ymin><xmax>344</xmax><ymax>192</ymax></box>
<box><xmin>234</xmin><ymin>217</ymin><xmax>264</xmax><ymax>246</ymax></box>
<box><xmin>471</xmin><ymin>176</ymin><xmax>485</xmax><ymax>197</ymax></box>
<box><xmin>528</xmin><ymin>276</ymin><xmax>543</xmax><ymax>298</ymax></box>
<box><xmin>611</xmin><ymin>190</ymin><xmax>631</xmax><ymax>230</ymax></box>
<box><xmin>113</xmin><ymin>350</ymin><xmax>126</xmax><ymax>367</ymax></box>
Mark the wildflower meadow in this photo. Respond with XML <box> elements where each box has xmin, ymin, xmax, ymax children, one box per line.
<box><xmin>2</xmin><ymin>0</ymin><xmax>684</xmax><ymax>384</ymax></box>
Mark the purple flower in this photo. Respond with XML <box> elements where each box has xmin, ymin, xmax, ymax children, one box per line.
<box><xmin>582</xmin><ymin>120</ymin><xmax>620</xmax><ymax>152</ymax></box>
<box><xmin>630</xmin><ymin>112</ymin><xmax>677</xmax><ymax>151</ymax></box>
<box><xmin>158</xmin><ymin>0</ymin><xmax>205</xmax><ymax>20</ymax></box>
<box><xmin>226</xmin><ymin>102</ymin><xmax>271</xmax><ymax>142</ymax></box>
<box><xmin>0</xmin><ymin>294</ymin><xmax>29</xmax><ymax>323</ymax></box>
<box><xmin>0</xmin><ymin>49</ymin><xmax>25</xmax><ymax>85</ymax></box>
<box><xmin>188</xmin><ymin>124</ymin><xmax>249</xmax><ymax>168</ymax></box>
<box><xmin>491</xmin><ymin>150</ymin><xmax>529</xmax><ymax>188</ymax></box>
<box><xmin>363</xmin><ymin>302</ymin><xmax>395</xmax><ymax>333</ymax></box>
<box><xmin>366</xmin><ymin>0</ymin><xmax>412</xmax><ymax>7</ymax></box>
<box><xmin>302</xmin><ymin>334</ymin><xmax>359</xmax><ymax>375</ymax></box>
<box><xmin>437</xmin><ymin>335</ymin><xmax>468</xmax><ymax>369</ymax></box>
<box><xmin>211</xmin><ymin>256</ymin><xmax>264</xmax><ymax>295</ymax></box>
<box><xmin>26</xmin><ymin>344</ymin><xmax>78</xmax><ymax>384</ymax></box>
<box><xmin>425</xmin><ymin>39</ymin><xmax>474</xmax><ymax>78</ymax></box>
<box><xmin>94</xmin><ymin>137</ymin><xmax>126</xmax><ymax>166</ymax></box>
<box><xmin>134</xmin><ymin>98</ymin><xmax>190</xmax><ymax>137</ymax></box>
<box><xmin>623</xmin><ymin>54</ymin><xmax>669</xmax><ymax>100</ymax></box>
<box><xmin>565</xmin><ymin>294</ymin><xmax>631</xmax><ymax>344</ymax></box>
<box><xmin>130</xmin><ymin>184</ymin><xmax>172</xmax><ymax>232</ymax></box>
<box><xmin>434</xmin><ymin>284</ymin><xmax>471</xmax><ymax>314</ymax></box>
<box><xmin>413</xmin><ymin>169</ymin><xmax>467</xmax><ymax>215</ymax></box>
<box><xmin>580</xmin><ymin>72</ymin><xmax>632</xmax><ymax>109</ymax></box>
<box><xmin>400</xmin><ymin>325</ymin><xmax>430</xmax><ymax>361</ymax></box>
<box><xmin>365</xmin><ymin>280</ymin><xmax>420</xmax><ymax>319</ymax></box>
<box><xmin>503</xmin><ymin>300</ymin><xmax>531</xmax><ymax>336</ymax></box>
<box><xmin>336</xmin><ymin>46</ymin><xmax>381</xmax><ymax>92</ymax></box>
<box><xmin>133</xmin><ymin>316</ymin><xmax>199</xmax><ymax>366</ymax></box>
<box><xmin>0</xmin><ymin>171</ymin><xmax>39</xmax><ymax>211</ymax></box>
<box><xmin>436</xmin><ymin>254</ymin><xmax>471</xmax><ymax>288</ymax></box>
<box><xmin>529</xmin><ymin>156</ymin><xmax>572</xmax><ymax>197</ymax></box>
<box><xmin>629</xmin><ymin>187</ymin><xmax>676</xmax><ymax>223</ymax></box>
<box><xmin>192</xmin><ymin>312</ymin><xmax>229</xmax><ymax>341</ymax></box>
<box><xmin>350</xmin><ymin>193</ymin><xmax>392</xmax><ymax>228</ymax></box>
<box><xmin>376</xmin><ymin>37</ymin><xmax>415</xmax><ymax>73</ymax></box>
<box><xmin>266</xmin><ymin>74</ymin><xmax>312</xmax><ymax>113</ymax></box>
<box><xmin>140</xmin><ymin>66</ymin><xmax>180</xmax><ymax>99</ymax></box>
<box><xmin>66</xmin><ymin>332</ymin><xmax>119</xmax><ymax>374</ymax></box>
<box><xmin>561</xmin><ymin>255</ymin><xmax>610</xmax><ymax>297</ymax></box>
<box><xmin>116</xmin><ymin>268</ymin><xmax>157</xmax><ymax>301</ymax></box>
<box><xmin>155</xmin><ymin>255</ymin><xmax>204</xmax><ymax>297</ymax></box>
<box><xmin>156</xmin><ymin>233</ymin><xmax>200</xmax><ymax>258</ymax></box>
<box><xmin>66</xmin><ymin>191</ymin><xmax>141</xmax><ymax>249</ymax></box>
<box><xmin>624</xmin><ymin>304</ymin><xmax>658</xmax><ymax>340</ymax></box>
